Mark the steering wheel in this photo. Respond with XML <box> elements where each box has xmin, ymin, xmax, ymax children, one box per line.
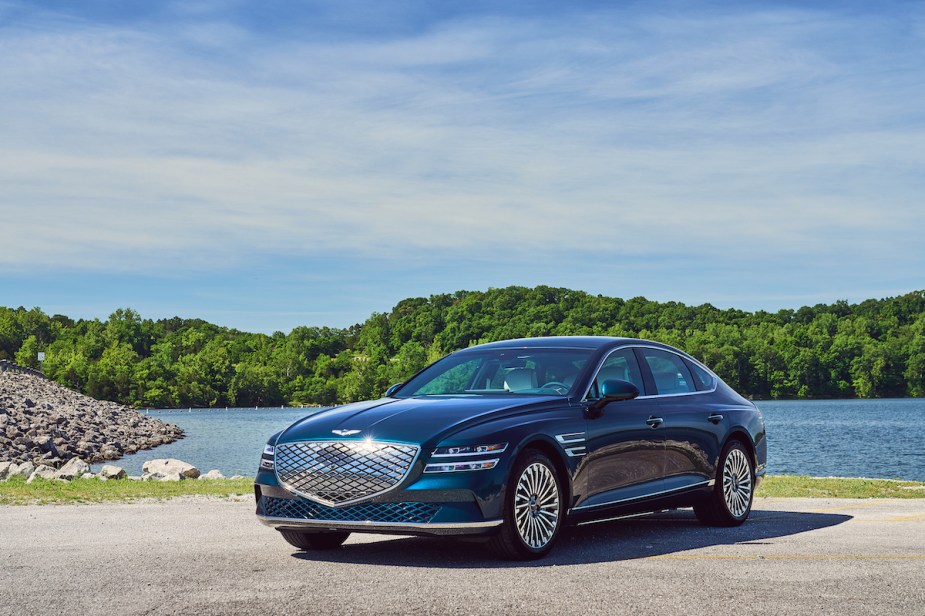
<box><xmin>540</xmin><ymin>381</ymin><xmax>570</xmax><ymax>395</ymax></box>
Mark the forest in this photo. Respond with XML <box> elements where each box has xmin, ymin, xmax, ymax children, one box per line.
<box><xmin>2</xmin><ymin>286</ymin><xmax>924</xmax><ymax>408</ymax></box>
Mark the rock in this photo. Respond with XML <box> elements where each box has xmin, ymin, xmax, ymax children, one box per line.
<box><xmin>80</xmin><ymin>472</ymin><xmax>96</xmax><ymax>480</ymax></box>
<box><xmin>26</xmin><ymin>464</ymin><xmax>58</xmax><ymax>483</ymax></box>
<box><xmin>199</xmin><ymin>469</ymin><xmax>225</xmax><ymax>480</ymax></box>
<box><xmin>229</xmin><ymin>475</ymin><xmax>247</xmax><ymax>480</ymax></box>
<box><xmin>99</xmin><ymin>444</ymin><xmax>120</xmax><ymax>459</ymax></box>
<box><xmin>0</xmin><ymin>461</ymin><xmax>12</xmax><ymax>480</ymax></box>
<box><xmin>55</xmin><ymin>457</ymin><xmax>90</xmax><ymax>481</ymax></box>
<box><xmin>99</xmin><ymin>465</ymin><xmax>126</xmax><ymax>480</ymax></box>
<box><xmin>8</xmin><ymin>461</ymin><xmax>35</xmax><ymax>479</ymax></box>
<box><xmin>142</xmin><ymin>458</ymin><xmax>200</xmax><ymax>481</ymax></box>
<box><xmin>0</xmin><ymin>370</ymin><xmax>184</xmax><ymax>468</ymax></box>
<box><xmin>127</xmin><ymin>475</ymin><xmax>142</xmax><ymax>481</ymax></box>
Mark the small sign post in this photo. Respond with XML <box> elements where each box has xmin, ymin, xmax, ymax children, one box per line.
<box><xmin>37</xmin><ymin>351</ymin><xmax>45</xmax><ymax>370</ymax></box>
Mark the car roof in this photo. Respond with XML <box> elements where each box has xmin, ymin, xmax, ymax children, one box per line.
<box><xmin>462</xmin><ymin>336</ymin><xmax>649</xmax><ymax>351</ymax></box>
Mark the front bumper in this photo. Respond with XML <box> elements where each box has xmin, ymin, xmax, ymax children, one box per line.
<box><xmin>254</xmin><ymin>481</ymin><xmax>504</xmax><ymax>537</ymax></box>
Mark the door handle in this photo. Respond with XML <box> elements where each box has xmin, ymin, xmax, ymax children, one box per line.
<box><xmin>708</xmin><ymin>413</ymin><xmax>724</xmax><ymax>424</ymax></box>
<box><xmin>646</xmin><ymin>416</ymin><xmax>663</xmax><ymax>428</ymax></box>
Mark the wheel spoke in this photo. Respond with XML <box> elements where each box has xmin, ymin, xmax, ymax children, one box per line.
<box><xmin>722</xmin><ymin>448</ymin><xmax>753</xmax><ymax>518</ymax></box>
<box><xmin>513</xmin><ymin>461</ymin><xmax>560</xmax><ymax>549</ymax></box>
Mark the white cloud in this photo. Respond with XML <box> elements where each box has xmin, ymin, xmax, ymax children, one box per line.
<box><xmin>1</xmin><ymin>1</ymin><xmax>923</xmax><ymax>303</ymax></box>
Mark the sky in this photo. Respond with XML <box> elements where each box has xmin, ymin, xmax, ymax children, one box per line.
<box><xmin>1</xmin><ymin>0</ymin><xmax>924</xmax><ymax>333</ymax></box>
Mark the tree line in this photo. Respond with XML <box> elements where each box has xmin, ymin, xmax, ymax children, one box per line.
<box><xmin>2</xmin><ymin>286</ymin><xmax>924</xmax><ymax>407</ymax></box>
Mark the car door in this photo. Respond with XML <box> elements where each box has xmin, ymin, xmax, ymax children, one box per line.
<box><xmin>635</xmin><ymin>347</ymin><xmax>723</xmax><ymax>492</ymax></box>
<box><xmin>576</xmin><ymin>347</ymin><xmax>665</xmax><ymax>509</ymax></box>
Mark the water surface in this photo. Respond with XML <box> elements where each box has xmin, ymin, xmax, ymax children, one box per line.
<box><xmin>95</xmin><ymin>399</ymin><xmax>925</xmax><ymax>481</ymax></box>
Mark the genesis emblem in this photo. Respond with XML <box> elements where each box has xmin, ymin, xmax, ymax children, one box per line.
<box><xmin>331</xmin><ymin>429</ymin><xmax>362</xmax><ymax>436</ymax></box>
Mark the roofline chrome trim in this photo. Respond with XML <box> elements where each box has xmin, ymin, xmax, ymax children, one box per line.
<box><xmin>257</xmin><ymin>515</ymin><xmax>503</xmax><ymax>534</ymax></box>
<box><xmin>582</xmin><ymin>344</ymin><xmax>719</xmax><ymax>402</ymax></box>
<box><xmin>570</xmin><ymin>480</ymin><xmax>713</xmax><ymax>512</ymax></box>
<box><xmin>273</xmin><ymin>440</ymin><xmax>422</xmax><ymax>508</ymax></box>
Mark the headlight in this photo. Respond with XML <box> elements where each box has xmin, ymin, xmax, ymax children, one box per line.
<box><xmin>424</xmin><ymin>459</ymin><xmax>499</xmax><ymax>473</ymax></box>
<box><xmin>431</xmin><ymin>443</ymin><xmax>507</xmax><ymax>457</ymax></box>
<box><xmin>260</xmin><ymin>444</ymin><xmax>275</xmax><ymax>469</ymax></box>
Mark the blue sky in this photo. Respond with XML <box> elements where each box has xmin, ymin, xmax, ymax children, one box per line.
<box><xmin>2</xmin><ymin>0</ymin><xmax>923</xmax><ymax>333</ymax></box>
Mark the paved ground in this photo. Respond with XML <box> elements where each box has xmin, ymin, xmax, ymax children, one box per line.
<box><xmin>1</xmin><ymin>496</ymin><xmax>923</xmax><ymax>615</ymax></box>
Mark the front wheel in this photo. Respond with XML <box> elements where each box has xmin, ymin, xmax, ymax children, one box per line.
<box><xmin>694</xmin><ymin>440</ymin><xmax>755</xmax><ymax>526</ymax></box>
<box><xmin>279</xmin><ymin>529</ymin><xmax>350</xmax><ymax>550</ymax></box>
<box><xmin>490</xmin><ymin>449</ymin><xmax>564</xmax><ymax>560</ymax></box>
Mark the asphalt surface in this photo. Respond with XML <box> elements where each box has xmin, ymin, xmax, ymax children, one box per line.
<box><xmin>2</xmin><ymin>496</ymin><xmax>923</xmax><ymax>616</ymax></box>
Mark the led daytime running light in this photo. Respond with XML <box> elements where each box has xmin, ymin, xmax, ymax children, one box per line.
<box><xmin>423</xmin><ymin>459</ymin><xmax>499</xmax><ymax>473</ymax></box>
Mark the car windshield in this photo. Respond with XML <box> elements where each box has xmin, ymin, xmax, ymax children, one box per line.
<box><xmin>396</xmin><ymin>348</ymin><xmax>594</xmax><ymax>397</ymax></box>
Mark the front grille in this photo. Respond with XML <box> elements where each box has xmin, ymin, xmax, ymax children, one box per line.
<box><xmin>261</xmin><ymin>496</ymin><xmax>440</xmax><ymax>524</ymax></box>
<box><xmin>275</xmin><ymin>440</ymin><xmax>419</xmax><ymax>505</ymax></box>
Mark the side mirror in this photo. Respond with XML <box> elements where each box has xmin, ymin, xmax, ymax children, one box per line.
<box><xmin>587</xmin><ymin>379</ymin><xmax>640</xmax><ymax>417</ymax></box>
<box><xmin>385</xmin><ymin>383</ymin><xmax>403</xmax><ymax>398</ymax></box>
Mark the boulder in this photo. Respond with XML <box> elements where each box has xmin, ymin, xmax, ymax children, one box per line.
<box><xmin>0</xmin><ymin>460</ymin><xmax>12</xmax><ymax>480</ymax></box>
<box><xmin>199</xmin><ymin>469</ymin><xmax>225</xmax><ymax>480</ymax></box>
<box><xmin>8</xmin><ymin>461</ymin><xmax>35</xmax><ymax>479</ymax></box>
<box><xmin>99</xmin><ymin>465</ymin><xmax>126</xmax><ymax>480</ymax></box>
<box><xmin>55</xmin><ymin>457</ymin><xmax>90</xmax><ymax>481</ymax></box>
<box><xmin>80</xmin><ymin>472</ymin><xmax>96</xmax><ymax>480</ymax></box>
<box><xmin>26</xmin><ymin>464</ymin><xmax>58</xmax><ymax>483</ymax></box>
<box><xmin>142</xmin><ymin>458</ymin><xmax>200</xmax><ymax>481</ymax></box>
<box><xmin>229</xmin><ymin>475</ymin><xmax>247</xmax><ymax>480</ymax></box>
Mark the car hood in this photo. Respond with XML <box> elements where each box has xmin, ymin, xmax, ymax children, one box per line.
<box><xmin>277</xmin><ymin>395</ymin><xmax>560</xmax><ymax>446</ymax></box>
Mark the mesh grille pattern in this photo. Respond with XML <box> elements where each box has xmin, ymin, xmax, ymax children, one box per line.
<box><xmin>275</xmin><ymin>441</ymin><xmax>419</xmax><ymax>505</ymax></box>
<box><xmin>262</xmin><ymin>496</ymin><xmax>440</xmax><ymax>524</ymax></box>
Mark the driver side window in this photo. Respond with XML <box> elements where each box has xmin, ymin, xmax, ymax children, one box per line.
<box><xmin>588</xmin><ymin>349</ymin><xmax>644</xmax><ymax>399</ymax></box>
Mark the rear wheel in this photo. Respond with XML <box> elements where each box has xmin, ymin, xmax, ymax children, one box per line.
<box><xmin>279</xmin><ymin>530</ymin><xmax>351</xmax><ymax>550</ymax></box>
<box><xmin>490</xmin><ymin>449</ymin><xmax>564</xmax><ymax>560</ymax></box>
<box><xmin>694</xmin><ymin>440</ymin><xmax>754</xmax><ymax>526</ymax></box>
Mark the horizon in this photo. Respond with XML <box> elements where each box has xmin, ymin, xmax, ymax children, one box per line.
<box><xmin>2</xmin><ymin>1</ymin><xmax>924</xmax><ymax>333</ymax></box>
<box><xmin>5</xmin><ymin>285</ymin><xmax>923</xmax><ymax>335</ymax></box>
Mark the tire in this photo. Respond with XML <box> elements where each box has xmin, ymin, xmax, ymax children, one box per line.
<box><xmin>279</xmin><ymin>529</ymin><xmax>351</xmax><ymax>550</ymax></box>
<box><xmin>694</xmin><ymin>440</ymin><xmax>755</xmax><ymax>527</ymax></box>
<box><xmin>489</xmin><ymin>449</ymin><xmax>564</xmax><ymax>560</ymax></box>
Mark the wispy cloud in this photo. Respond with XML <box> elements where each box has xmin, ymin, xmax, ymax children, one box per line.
<box><xmin>1</xmin><ymin>1</ymin><xmax>923</xmax><ymax>325</ymax></box>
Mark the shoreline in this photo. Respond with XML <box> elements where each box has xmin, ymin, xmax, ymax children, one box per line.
<box><xmin>2</xmin><ymin>474</ymin><xmax>923</xmax><ymax>506</ymax></box>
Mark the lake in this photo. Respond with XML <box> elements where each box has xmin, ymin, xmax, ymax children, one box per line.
<box><xmin>93</xmin><ymin>399</ymin><xmax>925</xmax><ymax>482</ymax></box>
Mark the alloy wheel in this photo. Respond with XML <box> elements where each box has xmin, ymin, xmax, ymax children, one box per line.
<box><xmin>722</xmin><ymin>447</ymin><xmax>753</xmax><ymax>518</ymax></box>
<box><xmin>513</xmin><ymin>462</ymin><xmax>560</xmax><ymax>548</ymax></box>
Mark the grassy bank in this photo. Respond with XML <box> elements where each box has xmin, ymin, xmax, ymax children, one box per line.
<box><xmin>0</xmin><ymin>476</ymin><xmax>255</xmax><ymax>505</ymax></box>
<box><xmin>1</xmin><ymin>474</ymin><xmax>924</xmax><ymax>505</ymax></box>
<box><xmin>757</xmin><ymin>475</ymin><xmax>925</xmax><ymax>499</ymax></box>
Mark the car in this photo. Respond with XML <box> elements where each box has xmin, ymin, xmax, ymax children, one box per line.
<box><xmin>255</xmin><ymin>336</ymin><xmax>767</xmax><ymax>560</ymax></box>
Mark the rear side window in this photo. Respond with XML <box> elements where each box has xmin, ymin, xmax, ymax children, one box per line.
<box><xmin>639</xmin><ymin>348</ymin><xmax>696</xmax><ymax>395</ymax></box>
<box><xmin>686</xmin><ymin>360</ymin><xmax>715</xmax><ymax>391</ymax></box>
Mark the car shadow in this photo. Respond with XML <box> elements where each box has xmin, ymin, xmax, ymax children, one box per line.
<box><xmin>289</xmin><ymin>507</ymin><xmax>852</xmax><ymax>568</ymax></box>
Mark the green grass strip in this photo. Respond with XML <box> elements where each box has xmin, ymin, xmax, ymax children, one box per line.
<box><xmin>0</xmin><ymin>475</ymin><xmax>255</xmax><ymax>505</ymax></box>
<box><xmin>757</xmin><ymin>475</ymin><xmax>925</xmax><ymax>499</ymax></box>
<box><xmin>1</xmin><ymin>474</ymin><xmax>923</xmax><ymax>506</ymax></box>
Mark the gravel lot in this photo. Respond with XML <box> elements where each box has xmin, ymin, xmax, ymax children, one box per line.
<box><xmin>1</xmin><ymin>497</ymin><xmax>923</xmax><ymax>615</ymax></box>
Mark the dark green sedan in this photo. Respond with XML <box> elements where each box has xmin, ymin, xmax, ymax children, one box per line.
<box><xmin>255</xmin><ymin>336</ymin><xmax>767</xmax><ymax>560</ymax></box>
